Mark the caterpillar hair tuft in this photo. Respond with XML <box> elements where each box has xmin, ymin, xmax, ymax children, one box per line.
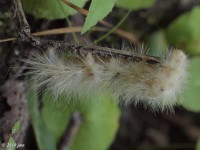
<box><xmin>23</xmin><ymin>45</ymin><xmax>188</xmax><ymax>112</ymax></box>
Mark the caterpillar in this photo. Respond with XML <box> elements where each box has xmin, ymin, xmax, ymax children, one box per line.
<box><xmin>24</xmin><ymin>44</ymin><xmax>188</xmax><ymax>112</ymax></box>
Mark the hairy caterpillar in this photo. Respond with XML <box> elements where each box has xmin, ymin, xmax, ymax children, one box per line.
<box><xmin>24</xmin><ymin>44</ymin><xmax>188</xmax><ymax>111</ymax></box>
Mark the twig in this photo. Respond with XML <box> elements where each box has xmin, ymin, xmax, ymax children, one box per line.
<box><xmin>12</xmin><ymin>0</ymin><xmax>31</xmax><ymax>40</ymax></box>
<box><xmin>62</xmin><ymin>0</ymin><xmax>88</xmax><ymax>16</ymax></box>
<box><xmin>58</xmin><ymin>112</ymin><xmax>82</xmax><ymax>150</ymax></box>
<box><xmin>0</xmin><ymin>26</ymin><xmax>137</xmax><ymax>43</ymax></box>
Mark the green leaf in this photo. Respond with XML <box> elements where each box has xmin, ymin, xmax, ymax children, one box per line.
<box><xmin>42</xmin><ymin>91</ymin><xmax>120</xmax><ymax>150</ymax></box>
<box><xmin>81</xmin><ymin>0</ymin><xmax>117</xmax><ymax>34</ymax></box>
<box><xmin>70</xmin><ymin>94</ymin><xmax>120</xmax><ymax>150</ymax></box>
<box><xmin>181</xmin><ymin>57</ymin><xmax>200</xmax><ymax>112</ymax></box>
<box><xmin>27</xmin><ymin>82</ymin><xmax>57</xmax><ymax>150</ymax></box>
<box><xmin>148</xmin><ymin>30</ymin><xmax>168</xmax><ymax>56</ymax></box>
<box><xmin>116</xmin><ymin>0</ymin><xmax>156</xmax><ymax>10</ymax></box>
<box><xmin>5</xmin><ymin>121</ymin><xmax>21</xmax><ymax>150</ymax></box>
<box><xmin>165</xmin><ymin>6</ymin><xmax>200</xmax><ymax>55</ymax></box>
<box><xmin>42</xmin><ymin>93</ymin><xmax>72</xmax><ymax>142</ymax></box>
<box><xmin>11</xmin><ymin>121</ymin><xmax>21</xmax><ymax>134</ymax></box>
<box><xmin>6</xmin><ymin>137</ymin><xmax>16</xmax><ymax>150</ymax></box>
<box><xmin>21</xmin><ymin>0</ymin><xmax>87</xmax><ymax>20</ymax></box>
<box><xmin>197</xmin><ymin>139</ymin><xmax>200</xmax><ymax>150</ymax></box>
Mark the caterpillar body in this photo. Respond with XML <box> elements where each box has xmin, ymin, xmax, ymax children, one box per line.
<box><xmin>24</xmin><ymin>44</ymin><xmax>188</xmax><ymax>112</ymax></box>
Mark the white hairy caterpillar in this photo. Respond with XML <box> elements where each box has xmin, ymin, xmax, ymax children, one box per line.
<box><xmin>24</xmin><ymin>45</ymin><xmax>188</xmax><ymax>112</ymax></box>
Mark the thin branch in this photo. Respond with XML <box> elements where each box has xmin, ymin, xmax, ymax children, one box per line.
<box><xmin>12</xmin><ymin>0</ymin><xmax>31</xmax><ymax>40</ymax></box>
<box><xmin>58</xmin><ymin>112</ymin><xmax>82</xmax><ymax>150</ymax></box>
<box><xmin>62</xmin><ymin>0</ymin><xmax>88</xmax><ymax>16</ymax></box>
<box><xmin>0</xmin><ymin>26</ymin><xmax>137</xmax><ymax>43</ymax></box>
